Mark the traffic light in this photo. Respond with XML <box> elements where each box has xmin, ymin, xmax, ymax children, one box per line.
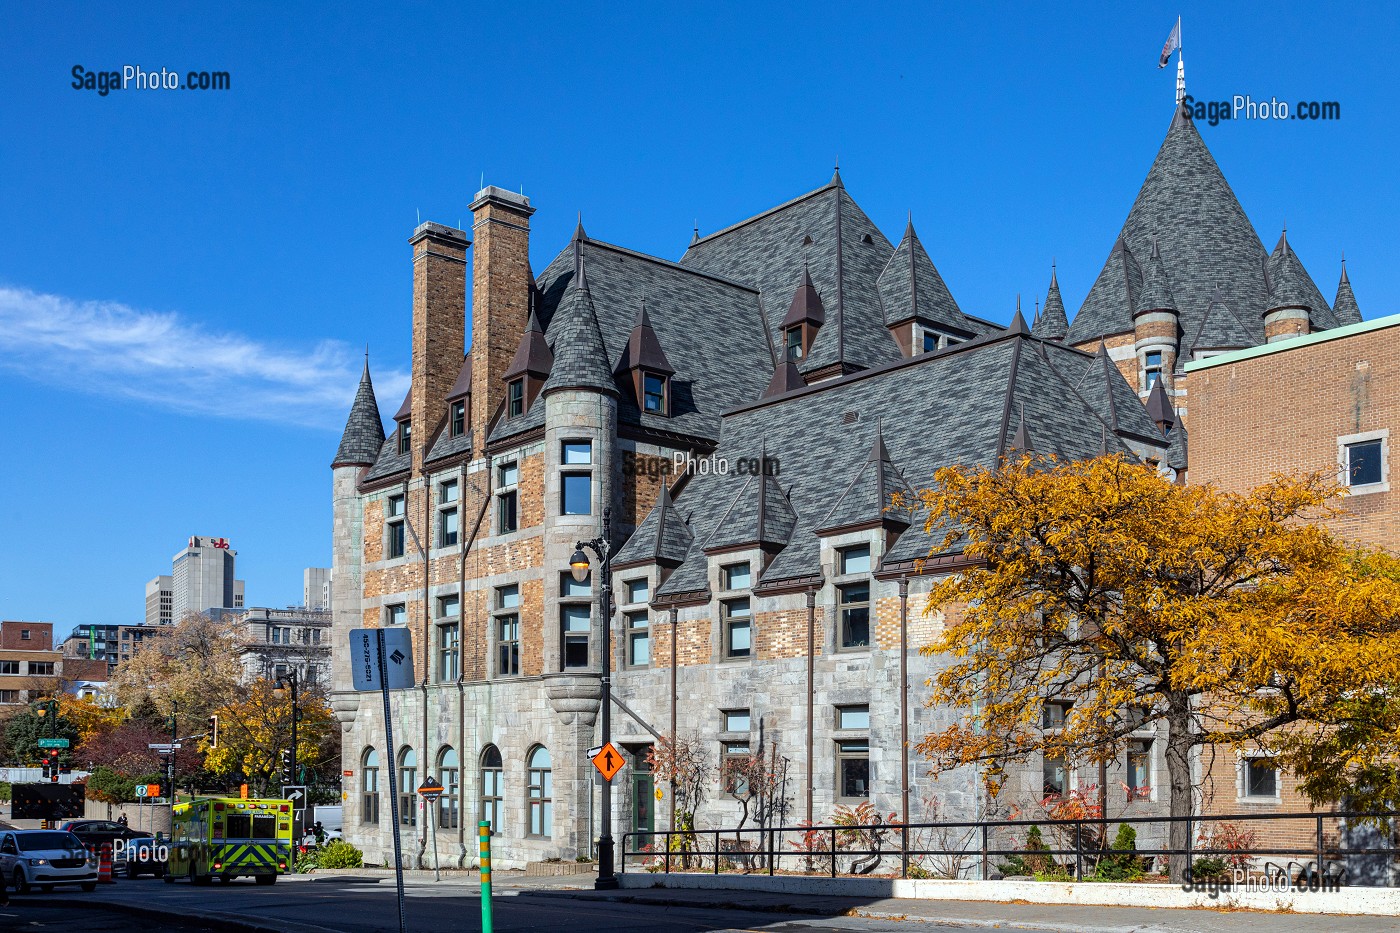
<box><xmin>208</xmin><ymin>714</ymin><xmax>219</xmax><ymax>748</ymax></box>
<box><xmin>48</xmin><ymin>749</ymin><xmax>60</xmax><ymax>783</ymax></box>
<box><xmin>279</xmin><ymin>749</ymin><xmax>293</xmax><ymax>784</ymax></box>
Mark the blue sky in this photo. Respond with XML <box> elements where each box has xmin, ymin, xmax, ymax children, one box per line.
<box><xmin>1</xmin><ymin>2</ymin><xmax>1396</xmax><ymax>633</ymax></box>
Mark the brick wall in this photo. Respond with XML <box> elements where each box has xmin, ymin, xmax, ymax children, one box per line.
<box><xmin>469</xmin><ymin>190</ymin><xmax>534</xmax><ymax>436</ymax></box>
<box><xmin>0</xmin><ymin>621</ymin><xmax>53</xmax><ymax>651</ymax></box>
<box><xmin>409</xmin><ymin>225</ymin><xmax>467</xmax><ymax>476</ymax></box>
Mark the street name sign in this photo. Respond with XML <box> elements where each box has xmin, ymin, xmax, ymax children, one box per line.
<box><xmin>349</xmin><ymin>627</ymin><xmax>415</xmax><ymax>690</ymax></box>
<box><xmin>37</xmin><ymin>738</ymin><xmax>69</xmax><ymax>749</ymax></box>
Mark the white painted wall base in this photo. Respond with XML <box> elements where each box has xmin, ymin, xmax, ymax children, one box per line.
<box><xmin>617</xmin><ymin>871</ymin><xmax>1400</xmax><ymax>916</ymax></box>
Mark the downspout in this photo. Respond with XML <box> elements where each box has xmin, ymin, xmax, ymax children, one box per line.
<box><xmin>805</xmin><ymin>587</ymin><xmax>816</xmax><ymax>824</ymax></box>
<box><xmin>899</xmin><ymin>578</ymin><xmax>909</xmax><ymax>826</ymax></box>
<box><xmin>669</xmin><ymin>605</ymin><xmax>677</xmax><ymax>831</ymax></box>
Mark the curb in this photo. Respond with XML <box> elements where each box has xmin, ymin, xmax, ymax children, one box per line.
<box><xmin>20</xmin><ymin>895</ymin><xmax>332</xmax><ymax>933</ymax></box>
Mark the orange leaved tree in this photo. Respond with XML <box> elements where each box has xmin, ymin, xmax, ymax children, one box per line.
<box><xmin>900</xmin><ymin>454</ymin><xmax>1400</xmax><ymax>881</ymax></box>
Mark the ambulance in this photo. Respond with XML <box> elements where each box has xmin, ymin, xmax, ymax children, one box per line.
<box><xmin>167</xmin><ymin>797</ymin><xmax>293</xmax><ymax>885</ymax></box>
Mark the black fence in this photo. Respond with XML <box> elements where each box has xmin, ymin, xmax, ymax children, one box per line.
<box><xmin>621</xmin><ymin>811</ymin><xmax>1400</xmax><ymax>886</ymax></box>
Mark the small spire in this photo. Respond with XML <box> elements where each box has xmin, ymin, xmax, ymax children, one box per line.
<box><xmin>575</xmin><ymin>248</ymin><xmax>590</xmax><ymax>292</ymax></box>
<box><xmin>1098</xmin><ymin>423</ymin><xmax>1110</xmax><ymax>457</ymax></box>
<box><xmin>1334</xmin><ymin>255</ymin><xmax>1362</xmax><ymax>326</ymax></box>
<box><xmin>1009</xmin><ymin>406</ymin><xmax>1034</xmax><ymax>454</ymax></box>
<box><xmin>868</xmin><ymin>419</ymin><xmax>891</xmax><ymax>464</ymax></box>
<box><xmin>1007</xmin><ymin>297</ymin><xmax>1030</xmax><ymax>336</ymax></box>
<box><xmin>1340</xmin><ymin>254</ymin><xmax>1350</xmax><ymax>285</ymax></box>
<box><xmin>691</xmin><ymin>219</ymin><xmax>699</xmax><ymax>246</ymax></box>
<box><xmin>1050</xmin><ymin>259</ymin><xmax>1057</xmax><ymax>288</ymax></box>
<box><xmin>1150</xmin><ymin>235</ymin><xmax>1161</xmax><ymax>260</ymax></box>
<box><xmin>830</xmin><ymin>159</ymin><xmax>844</xmax><ymax>189</ymax></box>
<box><xmin>573</xmin><ymin>213</ymin><xmax>587</xmax><ymax>242</ymax></box>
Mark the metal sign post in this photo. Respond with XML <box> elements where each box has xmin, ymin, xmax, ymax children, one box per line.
<box><xmin>479</xmin><ymin>821</ymin><xmax>493</xmax><ymax>933</ymax></box>
<box><xmin>417</xmin><ymin>777</ymin><xmax>444</xmax><ymax>882</ymax></box>
<box><xmin>352</xmin><ymin>627</ymin><xmax>413</xmax><ymax>933</ymax></box>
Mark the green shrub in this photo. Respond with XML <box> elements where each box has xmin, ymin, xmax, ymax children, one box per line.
<box><xmin>1191</xmin><ymin>856</ymin><xmax>1228</xmax><ymax>881</ymax></box>
<box><xmin>317</xmin><ymin>840</ymin><xmax>364</xmax><ymax>869</ymax></box>
<box><xmin>295</xmin><ymin>849</ymin><xmax>320</xmax><ymax>872</ymax></box>
<box><xmin>1093</xmin><ymin>824</ymin><xmax>1145</xmax><ymax>881</ymax></box>
<box><xmin>0</xmin><ymin>781</ymin><xmax>11</xmax><ymax>803</ymax></box>
<box><xmin>1033</xmin><ymin>866</ymin><xmax>1074</xmax><ymax>882</ymax></box>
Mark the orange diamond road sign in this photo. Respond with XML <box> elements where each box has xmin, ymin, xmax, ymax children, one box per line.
<box><xmin>591</xmin><ymin>742</ymin><xmax>625</xmax><ymax>781</ymax></box>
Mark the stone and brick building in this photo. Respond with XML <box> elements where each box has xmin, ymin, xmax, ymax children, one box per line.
<box><xmin>234</xmin><ymin>606</ymin><xmax>332</xmax><ymax>687</ymax></box>
<box><xmin>330</xmin><ymin>107</ymin><xmax>1374</xmax><ymax>869</ymax></box>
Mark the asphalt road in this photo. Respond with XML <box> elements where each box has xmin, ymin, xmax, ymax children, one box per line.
<box><xmin>6</xmin><ymin>875</ymin><xmax>1054</xmax><ymax>933</ymax></box>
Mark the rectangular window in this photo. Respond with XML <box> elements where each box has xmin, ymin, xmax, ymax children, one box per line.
<box><xmin>28</xmin><ymin>662</ymin><xmax>54</xmax><ymax>676</ymax></box>
<box><xmin>387</xmin><ymin>494</ymin><xmax>406</xmax><ymax>559</ymax></box>
<box><xmin>507</xmin><ymin>379</ymin><xmax>524</xmax><ymax>418</ymax></box>
<box><xmin>1043</xmin><ymin>753</ymin><xmax>1067</xmax><ymax>796</ymax></box>
<box><xmin>838</xmin><ymin>582</ymin><xmax>871</xmax><ymax>649</ymax></box>
<box><xmin>497</xmin><ymin>584</ymin><xmax>521</xmax><ymax>609</ymax></box>
<box><xmin>1127</xmin><ymin>740</ymin><xmax>1151</xmax><ymax>798</ymax></box>
<box><xmin>0</xmin><ymin>661</ymin><xmax>19</xmax><ymax>675</ymax></box>
<box><xmin>0</xmin><ymin>690</ymin><xmax>18</xmax><ymax>703</ymax></box>
<box><xmin>723</xmin><ymin>709</ymin><xmax>751</xmax><ymax>733</ymax></box>
<box><xmin>722</xmin><ymin>597</ymin><xmax>751</xmax><ymax>659</ymax></box>
<box><xmin>438</xmin><ymin>623</ymin><xmax>459</xmax><ymax>682</ymax></box>
<box><xmin>20</xmin><ymin>630</ymin><xmax>31</xmax><ymax>641</ymax></box>
<box><xmin>1244</xmin><ymin>758</ymin><xmax>1278</xmax><ymax>798</ymax></box>
<box><xmin>625</xmin><ymin>611</ymin><xmax>650</xmax><ymax>667</ymax></box>
<box><xmin>437</xmin><ymin>594</ymin><xmax>459</xmax><ymax>619</ymax></box>
<box><xmin>922</xmin><ymin>329</ymin><xmax>938</xmax><ymax>353</ymax></box>
<box><xmin>839</xmin><ymin>544</ymin><xmax>871</xmax><ymax>576</ymax></box>
<box><xmin>721</xmin><ymin>562</ymin><xmax>751</xmax><ymax>591</ymax></box>
<box><xmin>439</xmin><ymin>480</ymin><xmax>458</xmax><ymax>504</ymax></box>
<box><xmin>1042</xmin><ymin>701</ymin><xmax>1071</xmax><ymax>729</ymax></box>
<box><xmin>497</xmin><ymin>614</ymin><xmax>520</xmax><ymax>677</ymax></box>
<box><xmin>642</xmin><ymin>373</ymin><xmax>667</xmax><ymax>414</ymax></box>
<box><xmin>624</xmin><ymin>578</ymin><xmax>649</xmax><ymax>605</ymax></box>
<box><xmin>722</xmin><ymin>742</ymin><xmax>751</xmax><ymax>794</ymax></box>
<box><xmin>1347</xmin><ymin>440</ymin><xmax>1383</xmax><ymax>487</ymax></box>
<box><xmin>562</xmin><ymin>473</ymin><xmax>592</xmax><ymax>515</ymax></box>
<box><xmin>561</xmin><ymin>605</ymin><xmax>591</xmax><ymax>668</ymax></box>
<box><xmin>1145</xmin><ymin>350</ymin><xmax>1163</xmax><ymax>388</ymax></box>
<box><xmin>450</xmin><ymin>400</ymin><xmax>466</xmax><ymax>437</ymax></box>
<box><xmin>785</xmin><ymin>326</ymin><xmax>802</xmax><ymax>361</ymax></box>
<box><xmin>438</xmin><ymin>507</ymin><xmax>459</xmax><ymax>548</ymax></box>
<box><xmin>385</xmin><ymin>604</ymin><xmax>406</xmax><ymax>626</ymax></box>
<box><xmin>480</xmin><ymin>756</ymin><xmax>503</xmax><ymax>835</ymax></box>
<box><xmin>837</xmin><ymin>704</ymin><xmax>870</xmax><ymax>731</ymax></box>
<box><xmin>397</xmin><ymin>421</ymin><xmax>412</xmax><ymax>454</ymax></box>
<box><xmin>562</xmin><ymin>441</ymin><xmax>592</xmax><ymax>465</ymax></box>
<box><xmin>560</xmin><ymin>573</ymin><xmax>591</xmax><ymax>598</ymax></box>
<box><xmin>496</xmin><ymin>461</ymin><xmax>519</xmax><ymax>533</ymax></box>
<box><xmin>837</xmin><ymin>741</ymin><xmax>870</xmax><ymax>799</ymax></box>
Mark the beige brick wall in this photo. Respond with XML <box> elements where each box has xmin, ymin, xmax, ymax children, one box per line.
<box><xmin>755</xmin><ymin>606</ymin><xmax>823</xmax><ymax>660</ymax></box>
<box><xmin>470</xmin><ymin>196</ymin><xmax>533</xmax><ymax>436</ymax></box>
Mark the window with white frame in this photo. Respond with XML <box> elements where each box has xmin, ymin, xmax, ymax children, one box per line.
<box><xmin>1144</xmin><ymin>350</ymin><xmax>1163</xmax><ymax>388</ymax></box>
<box><xmin>1339</xmin><ymin>430</ymin><xmax>1388</xmax><ymax>493</ymax></box>
<box><xmin>561</xmin><ymin>441</ymin><xmax>593</xmax><ymax>515</ymax></box>
<box><xmin>560</xmin><ymin>572</ymin><xmax>591</xmax><ymax>669</ymax></box>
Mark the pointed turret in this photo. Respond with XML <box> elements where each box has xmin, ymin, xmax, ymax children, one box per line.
<box><xmin>1144</xmin><ymin>374</ymin><xmax>1175</xmax><ymax>433</ymax></box>
<box><xmin>817</xmin><ymin>421</ymin><xmax>917</xmax><ymax>534</ymax></box>
<box><xmin>830</xmin><ymin>164</ymin><xmax>844</xmax><ymax>189</ymax></box>
<box><xmin>782</xmin><ymin>265</ymin><xmax>826</xmax><ymax>329</ymax></box>
<box><xmin>1007</xmin><ymin>409</ymin><xmax>1034</xmax><ymax>455</ymax></box>
<box><xmin>1334</xmin><ymin>259</ymin><xmax>1361</xmax><ymax>326</ymax></box>
<box><xmin>540</xmin><ymin>252</ymin><xmax>618</xmax><ymax>398</ymax></box>
<box><xmin>332</xmin><ymin>358</ymin><xmax>387</xmax><ymax>467</ymax></box>
<box><xmin>1263</xmin><ymin>229</ymin><xmax>1318</xmax><ymax>342</ymax></box>
<box><xmin>1138</xmin><ymin>238</ymin><xmax>1178</xmax><ymax>314</ymax></box>
<box><xmin>1033</xmin><ymin>265</ymin><xmax>1069</xmax><ymax>341</ymax></box>
<box><xmin>1006</xmin><ymin>298</ymin><xmax>1030</xmax><ymax>336</ymax></box>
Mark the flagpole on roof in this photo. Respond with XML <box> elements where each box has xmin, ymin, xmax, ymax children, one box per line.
<box><xmin>1176</xmin><ymin>16</ymin><xmax>1185</xmax><ymax>106</ymax></box>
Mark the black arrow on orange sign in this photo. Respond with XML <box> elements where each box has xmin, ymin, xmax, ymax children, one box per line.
<box><xmin>605</xmin><ymin>749</ymin><xmax>617</xmax><ymax>769</ymax></box>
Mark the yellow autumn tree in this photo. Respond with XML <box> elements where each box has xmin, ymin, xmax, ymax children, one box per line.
<box><xmin>57</xmin><ymin>695</ymin><xmax>126</xmax><ymax>746</ymax></box>
<box><xmin>200</xmin><ymin>677</ymin><xmax>338</xmax><ymax>797</ymax></box>
<box><xmin>901</xmin><ymin>453</ymin><xmax>1400</xmax><ymax>881</ymax></box>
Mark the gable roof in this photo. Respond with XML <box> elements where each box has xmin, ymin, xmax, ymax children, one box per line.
<box><xmin>613</xmin><ymin>482</ymin><xmax>693</xmax><ymax>568</ymax></box>
<box><xmin>876</xmin><ymin>218</ymin><xmax>970</xmax><ymax>333</ymax></box>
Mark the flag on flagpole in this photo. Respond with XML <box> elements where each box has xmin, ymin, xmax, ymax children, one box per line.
<box><xmin>1158</xmin><ymin>18</ymin><xmax>1181</xmax><ymax>68</ymax></box>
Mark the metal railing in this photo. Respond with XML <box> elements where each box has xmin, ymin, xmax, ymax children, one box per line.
<box><xmin>621</xmin><ymin>810</ymin><xmax>1400</xmax><ymax>885</ymax></box>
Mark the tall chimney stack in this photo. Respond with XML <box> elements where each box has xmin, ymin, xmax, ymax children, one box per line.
<box><xmin>408</xmin><ymin>222</ymin><xmax>469</xmax><ymax>475</ymax></box>
<box><xmin>469</xmin><ymin>186</ymin><xmax>535</xmax><ymax>436</ymax></box>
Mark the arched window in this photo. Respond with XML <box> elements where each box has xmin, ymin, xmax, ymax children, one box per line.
<box><xmin>361</xmin><ymin>748</ymin><xmax>380</xmax><ymax>825</ymax></box>
<box><xmin>398</xmin><ymin>747</ymin><xmax>417</xmax><ymax>827</ymax></box>
<box><xmin>480</xmin><ymin>745</ymin><xmax>503</xmax><ymax>836</ymax></box>
<box><xmin>438</xmin><ymin>747</ymin><xmax>460</xmax><ymax>830</ymax></box>
<box><xmin>527</xmin><ymin>745</ymin><xmax>552</xmax><ymax>838</ymax></box>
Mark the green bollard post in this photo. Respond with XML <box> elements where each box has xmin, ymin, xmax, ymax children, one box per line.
<box><xmin>479</xmin><ymin>821</ymin><xmax>493</xmax><ymax>933</ymax></box>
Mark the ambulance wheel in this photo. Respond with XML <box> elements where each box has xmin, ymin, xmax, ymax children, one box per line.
<box><xmin>255</xmin><ymin>874</ymin><xmax>277</xmax><ymax>886</ymax></box>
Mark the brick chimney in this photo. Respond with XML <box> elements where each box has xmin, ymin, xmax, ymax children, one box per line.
<box><xmin>469</xmin><ymin>186</ymin><xmax>535</xmax><ymax>436</ymax></box>
<box><xmin>408</xmin><ymin>222</ymin><xmax>470</xmax><ymax>475</ymax></box>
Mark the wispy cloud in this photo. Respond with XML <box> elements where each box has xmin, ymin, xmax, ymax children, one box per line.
<box><xmin>0</xmin><ymin>285</ymin><xmax>409</xmax><ymax>430</ymax></box>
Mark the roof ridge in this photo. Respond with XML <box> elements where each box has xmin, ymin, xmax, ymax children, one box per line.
<box><xmin>686</xmin><ymin>181</ymin><xmax>842</xmax><ymax>250</ymax></box>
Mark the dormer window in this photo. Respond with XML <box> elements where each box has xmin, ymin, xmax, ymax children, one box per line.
<box><xmin>507</xmin><ymin>379</ymin><xmax>525</xmax><ymax>419</ymax></box>
<box><xmin>397</xmin><ymin>420</ymin><xmax>412</xmax><ymax>454</ymax></box>
<box><xmin>450</xmin><ymin>400</ymin><xmax>466</xmax><ymax>438</ymax></box>
<box><xmin>921</xmin><ymin>329</ymin><xmax>938</xmax><ymax>354</ymax></box>
<box><xmin>642</xmin><ymin>372</ymin><xmax>668</xmax><ymax>415</ymax></box>
<box><xmin>785</xmin><ymin>326</ymin><xmax>804</xmax><ymax>360</ymax></box>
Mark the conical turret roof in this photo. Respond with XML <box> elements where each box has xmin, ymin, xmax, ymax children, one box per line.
<box><xmin>540</xmin><ymin>254</ymin><xmax>619</xmax><ymax>398</ymax></box>
<box><xmin>332</xmin><ymin>358</ymin><xmax>387</xmax><ymax>467</ymax></box>
<box><xmin>1334</xmin><ymin>260</ymin><xmax>1361</xmax><ymax>326</ymax></box>
<box><xmin>1137</xmin><ymin>238</ymin><xmax>1178</xmax><ymax>316</ymax></box>
<box><xmin>1033</xmin><ymin>265</ymin><xmax>1069</xmax><ymax>340</ymax></box>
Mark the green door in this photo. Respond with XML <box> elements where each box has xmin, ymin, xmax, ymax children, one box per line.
<box><xmin>631</xmin><ymin>757</ymin><xmax>654</xmax><ymax>852</ymax></box>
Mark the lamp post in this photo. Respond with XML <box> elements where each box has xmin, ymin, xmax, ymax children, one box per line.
<box><xmin>568</xmin><ymin>506</ymin><xmax>617</xmax><ymax>890</ymax></box>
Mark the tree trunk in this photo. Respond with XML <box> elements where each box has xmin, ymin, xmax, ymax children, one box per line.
<box><xmin>1164</xmin><ymin>693</ymin><xmax>1196</xmax><ymax>884</ymax></box>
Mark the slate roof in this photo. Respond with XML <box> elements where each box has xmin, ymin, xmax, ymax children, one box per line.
<box><xmin>1166</xmin><ymin>419</ymin><xmax>1188</xmax><ymax>472</ymax></box>
<box><xmin>1144</xmin><ymin>376</ymin><xmax>1175</xmax><ymax>430</ymax></box>
<box><xmin>1265</xmin><ymin>231</ymin><xmax>1337</xmax><ymax>328</ymax></box>
<box><xmin>446</xmin><ymin>355</ymin><xmax>472</xmax><ymax>400</ymax></box>
<box><xmin>1138</xmin><ymin>239</ymin><xmax>1177</xmax><ymax>314</ymax></box>
<box><xmin>539</xmin><ymin>253</ymin><xmax>618</xmax><ymax>399</ymax></box>
<box><xmin>681</xmin><ymin>181</ymin><xmax>903</xmax><ymax>376</ymax></box>
<box><xmin>1033</xmin><ymin>267</ymin><xmax>1069</xmax><ymax>340</ymax></box>
<box><xmin>332</xmin><ymin>360</ymin><xmax>387</xmax><ymax>467</ymax></box>
<box><xmin>613</xmin><ymin>482</ymin><xmax>693</xmax><ymax>568</ymax></box>
<box><xmin>1071</xmin><ymin>344</ymin><xmax>1165</xmax><ymax>443</ymax></box>
<box><xmin>503</xmin><ymin>307</ymin><xmax>553</xmax><ymax>380</ymax></box>
<box><xmin>615</xmin><ymin>300</ymin><xmax>675</xmax><ymax>376</ymax></box>
<box><xmin>701</xmin><ymin>460</ymin><xmax>798</xmax><ymax>553</ymax></box>
<box><xmin>1186</xmin><ymin>285</ymin><xmax>1254</xmax><ymax>353</ymax></box>
<box><xmin>1334</xmin><ymin>261</ymin><xmax>1361</xmax><ymax>326</ymax></box>
<box><xmin>652</xmin><ymin>330</ymin><xmax>1162</xmax><ymax>595</ymax></box>
<box><xmin>1068</xmin><ymin>112</ymin><xmax>1335</xmax><ymax>348</ymax></box>
<box><xmin>488</xmin><ymin>238</ymin><xmax>773</xmax><ymax>446</ymax></box>
<box><xmin>876</xmin><ymin>219</ymin><xmax>971</xmax><ymax>333</ymax></box>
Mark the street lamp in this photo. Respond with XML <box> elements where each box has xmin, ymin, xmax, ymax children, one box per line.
<box><xmin>568</xmin><ymin>506</ymin><xmax>618</xmax><ymax>890</ymax></box>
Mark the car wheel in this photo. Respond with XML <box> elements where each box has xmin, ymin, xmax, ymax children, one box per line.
<box><xmin>255</xmin><ymin>873</ymin><xmax>277</xmax><ymax>886</ymax></box>
<box><xmin>81</xmin><ymin>882</ymin><xmax>97</xmax><ymax>892</ymax></box>
<box><xmin>12</xmin><ymin>868</ymin><xmax>30</xmax><ymax>895</ymax></box>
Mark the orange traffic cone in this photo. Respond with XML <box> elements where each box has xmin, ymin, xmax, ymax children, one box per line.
<box><xmin>98</xmin><ymin>842</ymin><xmax>114</xmax><ymax>883</ymax></box>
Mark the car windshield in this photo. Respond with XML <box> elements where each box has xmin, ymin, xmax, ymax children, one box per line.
<box><xmin>17</xmin><ymin>832</ymin><xmax>81</xmax><ymax>852</ymax></box>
